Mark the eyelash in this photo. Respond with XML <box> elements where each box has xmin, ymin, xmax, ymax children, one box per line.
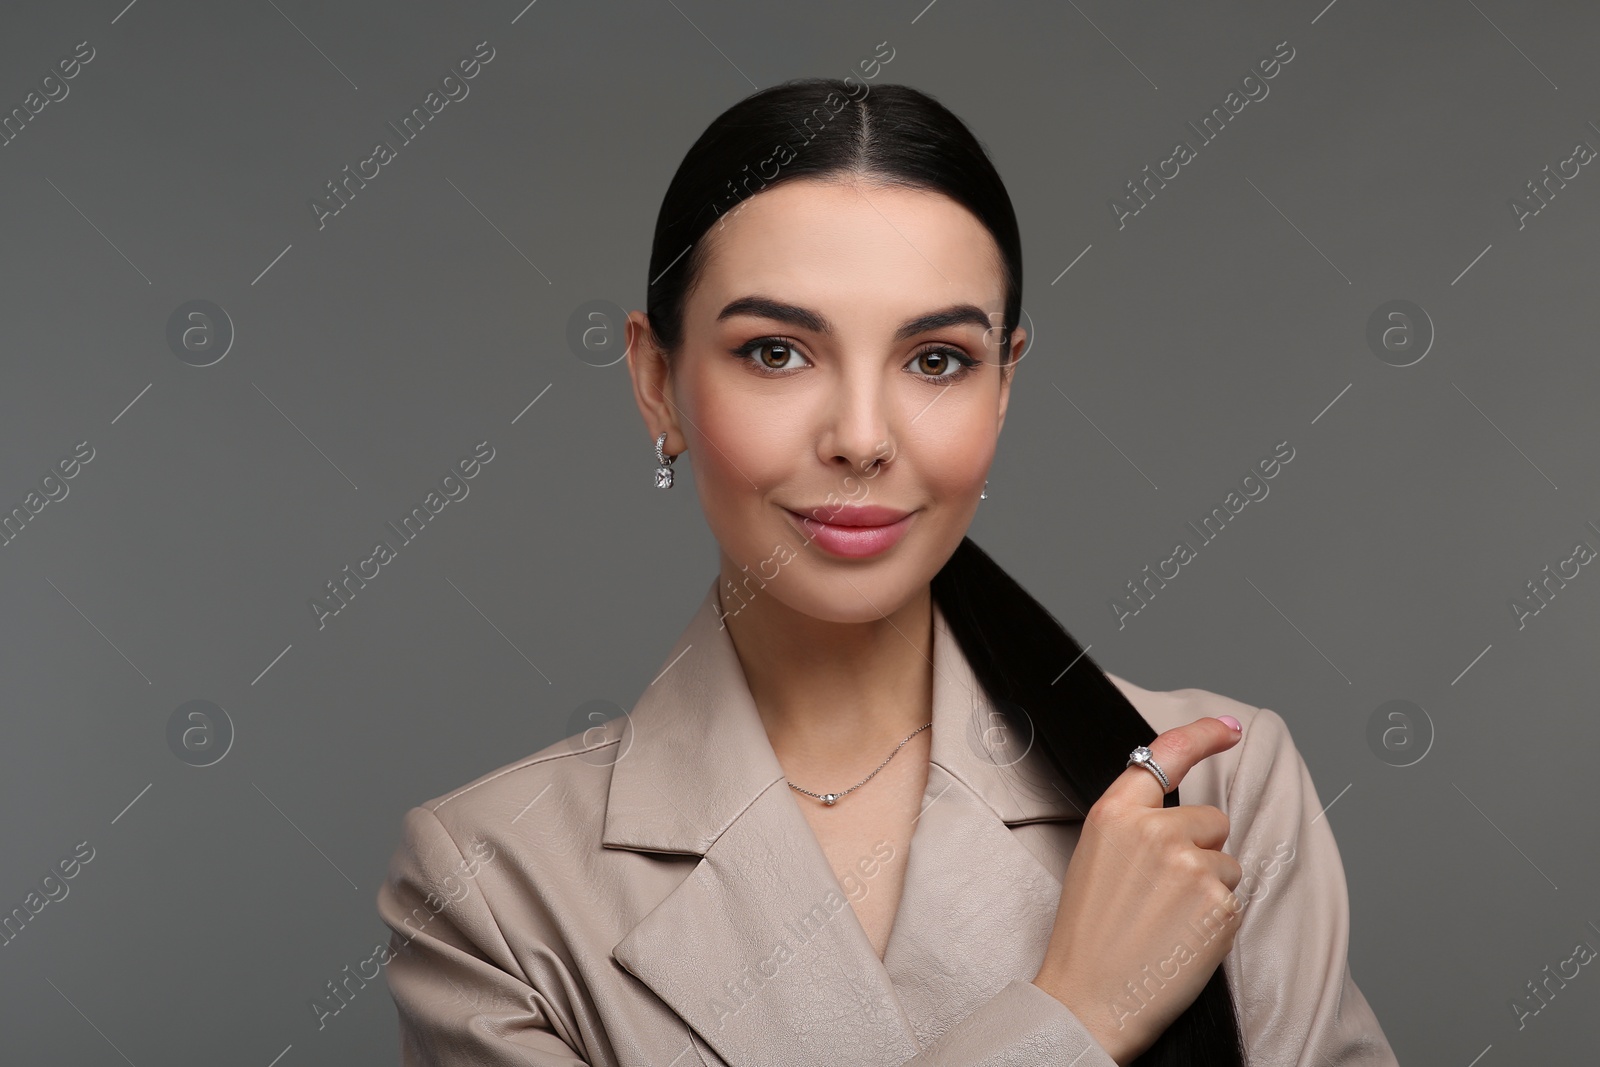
<box><xmin>730</xmin><ymin>335</ymin><xmax>981</xmax><ymax>386</ymax></box>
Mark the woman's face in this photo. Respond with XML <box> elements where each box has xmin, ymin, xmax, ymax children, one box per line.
<box><xmin>628</xmin><ymin>177</ymin><xmax>1023</xmax><ymax>625</ymax></box>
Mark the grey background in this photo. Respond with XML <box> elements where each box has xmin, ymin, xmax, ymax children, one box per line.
<box><xmin>1</xmin><ymin>0</ymin><xmax>1595</xmax><ymax>1063</ymax></box>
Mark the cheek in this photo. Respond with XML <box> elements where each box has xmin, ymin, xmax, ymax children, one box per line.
<box><xmin>896</xmin><ymin>398</ymin><xmax>995</xmax><ymax>560</ymax></box>
<box><xmin>904</xmin><ymin>400</ymin><xmax>995</xmax><ymax>495</ymax></box>
<box><xmin>679</xmin><ymin>369</ymin><xmax>799</xmax><ymax>544</ymax></box>
<box><xmin>685</xmin><ymin>374</ymin><xmax>792</xmax><ymax>488</ymax></box>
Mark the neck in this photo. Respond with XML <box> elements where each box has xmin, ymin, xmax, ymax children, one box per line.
<box><xmin>715</xmin><ymin>556</ymin><xmax>934</xmax><ymax>783</ymax></box>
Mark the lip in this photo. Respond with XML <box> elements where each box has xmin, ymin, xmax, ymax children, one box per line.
<box><xmin>783</xmin><ymin>504</ymin><xmax>916</xmax><ymax>559</ymax></box>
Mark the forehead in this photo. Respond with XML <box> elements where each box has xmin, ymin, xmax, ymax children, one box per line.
<box><xmin>691</xmin><ymin>178</ymin><xmax>1005</xmax><ymax>326</ymax></box>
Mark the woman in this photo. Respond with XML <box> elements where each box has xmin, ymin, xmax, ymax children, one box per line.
<box><xmin>375</xmin><ymin>78</ymin><xmax>1400</xmax><ymax>1065</ymax></box>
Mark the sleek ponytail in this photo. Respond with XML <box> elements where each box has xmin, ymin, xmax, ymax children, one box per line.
<box><xmin>932</xmin><ymin>536</ymin><xmax>1246</xmax><ymax>1065</ymax></box>
<box><xmin>644</xmin><ymin>76</ymin><xmax>1246</xmax><ymax>1066</ymax></box>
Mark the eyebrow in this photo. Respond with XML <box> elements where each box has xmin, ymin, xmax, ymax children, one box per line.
<box><xmin>716</xmin><ymin>295</ymin><xmax>993</xmax><ymax>342</ymax></box>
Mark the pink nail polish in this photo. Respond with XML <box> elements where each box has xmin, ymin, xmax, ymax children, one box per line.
<box><xmin>1216</xmin><ymin>715</ymin><xmax>1242</xmax><ymax>732</ymax></box>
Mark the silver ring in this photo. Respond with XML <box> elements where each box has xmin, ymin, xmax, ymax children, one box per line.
<box><xmin>1126</xmin><ymin>745</ymin><xmax>1170</xmax><ymax>792</ymax></box>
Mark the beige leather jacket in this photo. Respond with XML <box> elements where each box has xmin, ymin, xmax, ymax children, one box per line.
<box><xmin>375</xmin><ymin>577</ymin><xmax>1400</xmax><ymax>1065</ymax></box>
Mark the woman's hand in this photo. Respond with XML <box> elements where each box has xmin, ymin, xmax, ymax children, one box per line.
<box><xmin>1031</xmin><ymin>715</ymin><xmax>1246</xmax><ymax>1065</ymax></box>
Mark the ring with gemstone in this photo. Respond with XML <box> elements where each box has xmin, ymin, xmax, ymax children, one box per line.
<box><xmin>1126</xmin><ymin>745</ymin><xmax>1170</xmax><ymax>792</ymax></box>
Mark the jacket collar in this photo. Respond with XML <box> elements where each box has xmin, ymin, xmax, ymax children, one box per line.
<box><xmin>601</xmin><ymin>576</ymin><xmax>1083</xmax><ymax>857</ymax></box>
<box><xmin>603</xmin><ymin>577</ymin><xmax>1085</xmax><ymax>1065</ymax></box>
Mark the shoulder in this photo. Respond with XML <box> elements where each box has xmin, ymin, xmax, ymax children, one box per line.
<box><xmin>373</xmin><ymin>724</ymin><xmax>642</xmax><ymax>1045</ymax></box>
<box><xmin>385</xmin><ymin>718</ymin><xmax>626</xmax><ymax>875</ymax></box>
<box><xmin>1097</xmin><ymin>675</ymin><xmax>1392</xmax><ymax>1059</ymax></box>
<box><xmin>1101</xmin><ymin>671</ymin><xmax>1305</xmax><ymax>819</ymax></box>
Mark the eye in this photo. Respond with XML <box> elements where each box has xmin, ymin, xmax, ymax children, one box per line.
<box><xmin>731</xmin><ymin>336</ymin><xmax>811</xmax><ymax>374</ymax></box>
<box><xmin>908</xmin><ymin>345</ymin><xmax>980</xmax><ymax>385</ymax></box>
<box><xmin>730</xmin><ymin>336</ymin><xmax>981</xmax><ymax>384</ymax></box>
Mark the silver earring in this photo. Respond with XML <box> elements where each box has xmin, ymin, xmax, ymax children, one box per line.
<box><xmin>980</xmin><ymin>480</ymin><xmax>988</xmax><ymax>500</ymax></box>
<box><xmin>654</xmin><ymin>431</ymin><xmax>677</xmax><ymax>489</ymax></box>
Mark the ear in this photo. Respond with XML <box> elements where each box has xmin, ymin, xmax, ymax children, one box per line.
<box><xmin>995</xmin><ymin>324</ymin><xmax>1024</xmax><ymax>437</ymax></box>
<box><xmin>625</xmin><ymin>310</ymin><xmax>686</xmax><ymax>455</ymax></box>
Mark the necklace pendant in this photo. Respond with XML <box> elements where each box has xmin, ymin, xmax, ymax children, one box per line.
<box><xmin>821</xmin><ymin>793</ymin><xmax>840</xmax><ymax>806</ymax></box>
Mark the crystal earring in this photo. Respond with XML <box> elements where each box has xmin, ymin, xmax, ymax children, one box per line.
<box><xmin>980</xmin><ymin>480</ymin><xmax>988</xmax><ymax>500</ymax></box>
<box><xmin>654</xmin><ymin>431</ymin><xmax>677</xmax><ymax>489</ymax></box>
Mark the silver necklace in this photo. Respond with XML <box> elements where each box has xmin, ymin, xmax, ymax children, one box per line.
<box><xmin>786</xmin><ymin>721</ymin><xmax>933</xmax><ymax>806</ymax></box>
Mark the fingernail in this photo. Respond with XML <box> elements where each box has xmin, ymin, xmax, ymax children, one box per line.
<box><xmin>1216</xmin><ymin>715</ymin><xmax>1242</xmax><ymax>732</ymax></box>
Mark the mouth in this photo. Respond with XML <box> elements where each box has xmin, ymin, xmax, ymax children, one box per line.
<box><xmin>782</xmin><ymin>504</ymin><xmax>917</xmax><ymax>559</ymax></box>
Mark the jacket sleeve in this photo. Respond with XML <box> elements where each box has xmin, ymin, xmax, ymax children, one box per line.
<box><xmin>1223</xmin><ymin>707</ymin><xmax>1401</xmax><ymax>1065</ymax></box>
<box><xmin>896</xmin><ymin>978</ymin><xmax>1119</xmax><ymax>1066</ymax></box>
<box><xmin>377</xmin><ymin>805</ymin><xmax>1118</xmax><ymax>1067</ymax></box>
<box><xmin>376</xmin><ymin>805</ymin><xmax>590</xmax><ymax>1066</ymax></box>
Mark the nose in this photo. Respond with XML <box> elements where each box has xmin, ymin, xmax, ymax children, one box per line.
<box><xmin>816</xmin><ymin>363</ymin><xmax>895</xmax><ymax>477</ymax></box>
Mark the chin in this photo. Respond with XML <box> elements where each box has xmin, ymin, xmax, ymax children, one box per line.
<box><xmin>782</xmin><ymin>557</ymin><xmax>940</xmax><ymax>624</ymax></box>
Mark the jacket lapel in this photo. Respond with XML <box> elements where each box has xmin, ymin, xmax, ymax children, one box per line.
<box><xmin>878</xmin><ymin>612</ymin><xmax>1086</xmax><ymax>1047</ymax></box>
<box><xmin>604</xmin><ymin>578</ymin><xmax>1084</xmax><ymax>1064</ymax></box>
